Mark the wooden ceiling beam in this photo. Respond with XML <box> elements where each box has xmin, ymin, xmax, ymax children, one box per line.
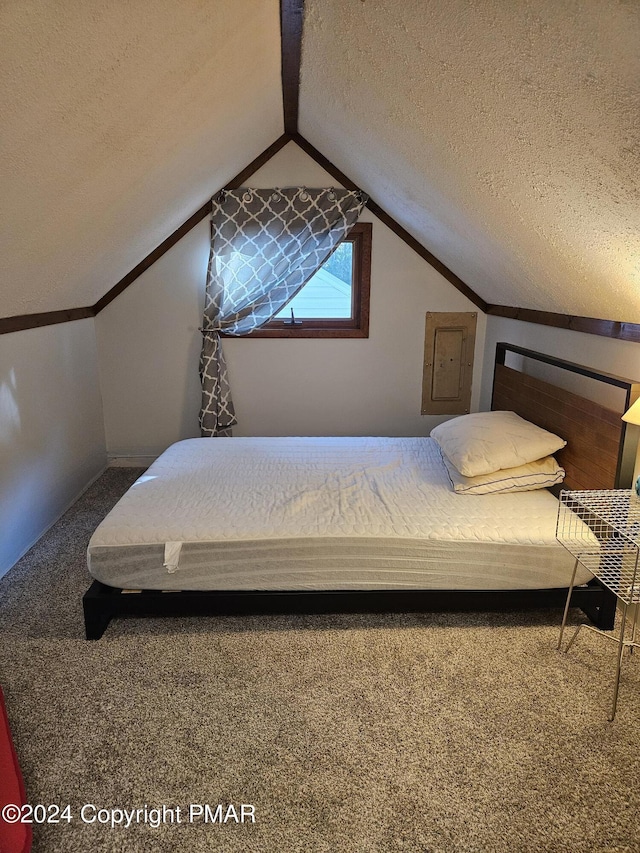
<box><xmin>280</xmin><ymin>0</ymin><xmax>305</xmax><ymax>135</ymax></box>
<box><xmin>486</xmin><ymin>304</ymin><xmax>640</xmax><ymax>344</ymax></box>
<box><xmin>0</xmin><ymin>307</ymin><xmax>95</xmax><ymax>335</ymax></box>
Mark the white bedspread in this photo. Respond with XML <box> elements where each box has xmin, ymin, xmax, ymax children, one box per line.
<box><xmin>87</xmin><ymin>437</ymin><xmax>590</xmax><ymax>591</ymax></box>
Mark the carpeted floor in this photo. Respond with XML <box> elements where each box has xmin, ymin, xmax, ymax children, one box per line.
<box><xmin>1</xmin><ymin>469</ymin><xmax>639</xmax><ymax>853</ymax></box>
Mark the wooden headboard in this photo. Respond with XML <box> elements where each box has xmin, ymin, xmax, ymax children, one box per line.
<box><xmin>491</xmin><ymin>343</ymin><xmax>640</xmax><ymax>491</ymax></box>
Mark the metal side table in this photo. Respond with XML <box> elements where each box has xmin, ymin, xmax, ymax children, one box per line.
<box><xmin>556</xmin><ymin>489</ymin><xmax>640</xmax><ymax>721</ymax></box>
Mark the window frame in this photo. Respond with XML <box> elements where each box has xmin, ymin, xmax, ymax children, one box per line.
<box><xmin>236</xmin><ymin>222</ymin><xmax>372</xmax><ymax>339</ymax></box>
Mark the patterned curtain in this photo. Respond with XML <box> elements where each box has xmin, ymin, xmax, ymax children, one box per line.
<box><xmin>199</xmin><ymin>187</ymin><xmax>367</xmax><ymax>436</ymax></box>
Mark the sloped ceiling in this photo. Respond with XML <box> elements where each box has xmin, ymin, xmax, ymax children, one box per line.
<box><xmin>2</xmin><ymin>0</ymin><xmax>638</xmax><ymax>327</ymax></box>
<box><xmin>300</xmin><ymin>0</ymin><xmax>640</xmax><ymax>322</ymax></box>
<box><xmin>0</xmin><ymin>0</ymin><xmax>282</xmax><ymax>316</ymax></box>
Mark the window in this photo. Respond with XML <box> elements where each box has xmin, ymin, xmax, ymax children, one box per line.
<box><xmin>244</xmin><ymin>222</ymin><xmax>372</xmax><ymax>338</ymax></box>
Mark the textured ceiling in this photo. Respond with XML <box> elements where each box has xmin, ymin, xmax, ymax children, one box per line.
<box><xmin>300</xmin><ymin>0</ymin><xmax>640</xmax><ymax>322</ymax></box>
<box><xmin>0</xmin><ymin>0</ymin><xmax>282</xmax><ymax>316</ymax></box>
<box><xmin>3</xmin><ymin>0</ymin><xmax>639</xmax><ymax>325</ymax></box>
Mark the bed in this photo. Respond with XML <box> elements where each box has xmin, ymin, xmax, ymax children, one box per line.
<box><xmin>83</xmin><ymin>343</ymin><xmax>640</xmax><ymax>639</ymax></box>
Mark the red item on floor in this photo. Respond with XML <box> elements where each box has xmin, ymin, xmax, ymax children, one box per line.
<box><xmin>0</xmin><ymin>687</ymin><xmax>31</xmax><ymax>853</ymax></box>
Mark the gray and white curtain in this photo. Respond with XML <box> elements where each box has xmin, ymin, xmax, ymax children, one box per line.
<box><xmin>199</xmin><ymin>187</ymin><xmax>367</xmax><ymax>436</ymax></box>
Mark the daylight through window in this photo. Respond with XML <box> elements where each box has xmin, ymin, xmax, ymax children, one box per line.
<box><xmin>243</xmin><ymin>222</ymin><xmax>372</xmax><ymax>338</ymax></box>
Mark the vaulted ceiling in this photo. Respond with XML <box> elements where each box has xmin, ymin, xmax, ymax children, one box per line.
<box><xmin>1</xmin><ymin>0</ymin><xmax>282</xmax><ymax>316</ymax></box>
<box><xmin>1</xmin><ymin>0</ymin><xmax>638</xmax><ymax>325</ymax></box>
<box><xmin>301</xmin><ymin>0</ymin><xmax>640</xmax><ymax>322</ymax></box>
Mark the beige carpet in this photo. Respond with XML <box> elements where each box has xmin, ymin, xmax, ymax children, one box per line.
<box><xmin>0</xmin><ymin>469</ymin><xmax>639</xmax><ymax>853</ymax></box>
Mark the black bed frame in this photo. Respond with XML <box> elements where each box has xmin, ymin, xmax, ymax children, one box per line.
<box><xmin>83</xmin><ymin>581</ymin><xmax>617</xmax><ymax>640</ymax></box>
<box><xmin>83</xmin><ymin>343</ymin><xmax>636</xmax><ymax>639</ymax></box>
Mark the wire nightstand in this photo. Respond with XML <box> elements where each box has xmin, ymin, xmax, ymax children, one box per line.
<box><xmin>556</xmin><ymin>489</ymin><xmax>640</xmax><ymax>720</ymax></box>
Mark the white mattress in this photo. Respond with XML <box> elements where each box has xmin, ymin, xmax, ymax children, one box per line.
<box><xmin>87</xmin><ymin>437</ymin><xmax>591</xmax><ymax>591</ymax></box>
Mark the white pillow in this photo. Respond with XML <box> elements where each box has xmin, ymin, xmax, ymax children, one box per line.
<box><xmin>430</xmin><ymin>411</ymin><xmax>566</xmax><ymax>477</ymax></box>
<box><xmin>441</xmin><ymin>452</ymin><xmax>565</xmax><ymax>495</ymax></box>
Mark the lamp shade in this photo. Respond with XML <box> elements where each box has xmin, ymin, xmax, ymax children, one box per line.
<box><xmin>622</xmin><ymin>398</ymin><xmax>640</xmax><ymax>425</ymax></box>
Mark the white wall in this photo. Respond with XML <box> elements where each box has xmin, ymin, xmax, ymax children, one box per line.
<box><xmin>95</xmin><ymin>141</ymin><xmax>486</xmax><ymax>460</ymax></box>
<box><xmin>480</xmin><ymin>316</ymin><xmax>640</xmax><ymax>412</ymax></box>
<box><xmin>0</xmin><ymin>320</ymin><xmax>107</xmax><ymax>577</ymax></box>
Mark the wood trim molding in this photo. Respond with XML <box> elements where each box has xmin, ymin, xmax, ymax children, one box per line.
<box><xmin>487</xmin><ymin>305</ymin><xmax>640</xmax><ymax>344</ymax></box>
<box><xmin>0</xmin><ymin>307</ymin><xmax>95</xmax><ymax>335</ymax></box>
<box><xmin>4</xmin><ymin>125</ymin><xmax>640</xmax><ymax>350</ymax></box>
<box><xmin>292</xmin><ymin>134</ymin><xmax>488</xmax><ymax>312</ymax></box>
<box><xmin>280</xmin><ymin>0</ymin><xmax>304</xmax><ymax>135</ymax></box>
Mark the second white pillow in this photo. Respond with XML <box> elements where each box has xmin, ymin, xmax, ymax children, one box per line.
<box><xmin>441</xmin><ymin>452</ymin><xmax>565</xmax><ymax>495</ymax></box>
